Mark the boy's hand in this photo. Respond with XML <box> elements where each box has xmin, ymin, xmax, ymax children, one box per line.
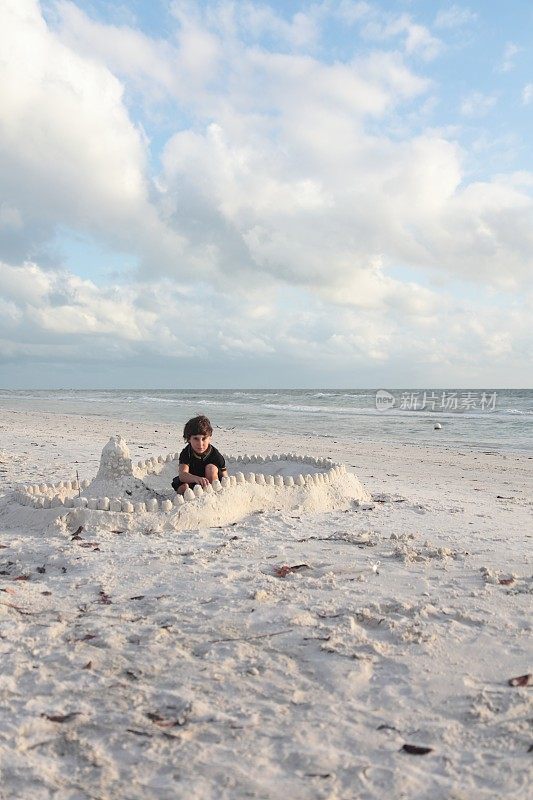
<box><xmin>197</xmin><ymin>477</ymin><xmax>209</xmax><ymax>488</ymax></box>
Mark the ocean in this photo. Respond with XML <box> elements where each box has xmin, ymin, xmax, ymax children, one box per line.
<box><xmin>1</xmin><ymin>388</ymin><xmax>531</xmax><ymax>453</ymax></box>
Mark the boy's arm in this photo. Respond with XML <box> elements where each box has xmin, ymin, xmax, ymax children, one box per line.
<box><xmin>179</xmin><ymin>463</ymin><xmax>209</xmax><ymax>487</ymax></box>
<box><xmin>179</xmin><ymin>464</ymin><xmax>196</xmax><ymax>483</ymax></box>
<box><xmin>218</xmin><ymin>450</ymin><xmax>228</xmax><ymax>476</ymax></box>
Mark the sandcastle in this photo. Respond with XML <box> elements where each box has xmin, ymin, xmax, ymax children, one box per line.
<box><xmin>10</xmin><ymin>436</ymin><xmax>370</xmax><ymax>531</ymax></box>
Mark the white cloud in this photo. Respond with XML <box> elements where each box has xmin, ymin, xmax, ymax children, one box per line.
<box><xmin>337</xmin><ymin>3</ymin><xmax>443</xmax><ymax>61</ymax></box>
<box><xmin>234</xmin><ymin>3</ymin><xmax>320</xmax><ymax>49</ymax></box>
<box><xmin>356</xmin><ymin>50</ymin><xmax>431</xmax><ymax>98</ymax></box>
<box><xmin>337</xmin><ymin>1</ymin><xmax>373</xmax><ymax>25</ymax></box>
<box><xmin>1</xmin><ymin>259</ymin><xmax>530</xmax><ymax>382</ymax></box>
<box><xmin>161</xmin><ymin>102</ymin><xmax>533</xmax><ymax>292</ymax></box>
<box><xmin>1</xmin><ymin>0</ymin><xmax>532</xmax><ymax>386</ymax></box>
<box><xmin>434</xmin><ymin>5</ymin><xmax>477</xmax><ymax>29</ymax></box>
<box><xmin>499</xmin><ymin>41</ymin><xmax>521</xmax><ymax>73</ymax></box>
<box><xmin>460</xmin><ymin>91</ymin><xmax>497</xmax><ymax>117</ymax></box>
<box><xmin>0</xmin><ymin>260</ymin><xmax>156</xmax><ymax>342</ymax></box>
<box><xmin>54</xmin><ymin>0</ymin><xmax>179</xmax><ymax>101</ymax></box>
<box><xmin>0</xmin><ymin>0</ymin><xmax>187</xmax><ymax>272</ymax></box>
<box><xmin>522</xmin><ymin>84</ymin><xmax>533</xmax><ymax>106</ymax></box>
<box><xmin>53</xmin><ymin>0</ymin><xmax>438</xmax><ymax>117</ymax></box>
<box><xmin>414</xmin><ymin>179</ymin><xmax>533</xmax><ymax>288</ymax></box>
<box><xmin>358</xmin><ymin>12</ymin><xmax>443</xmax><ymax>61</ymax></box>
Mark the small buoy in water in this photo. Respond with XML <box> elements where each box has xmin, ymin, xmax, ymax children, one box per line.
<box><xmin>434</xmin><ymin>423</ymin><xmax>442</xmax><ymax>430</ymax></box>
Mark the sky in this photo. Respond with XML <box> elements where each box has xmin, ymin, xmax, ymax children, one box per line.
<box><xmin>0</xmin><ymin>0</ymin><xmax>532</xmax><ymax>389</ymax></box>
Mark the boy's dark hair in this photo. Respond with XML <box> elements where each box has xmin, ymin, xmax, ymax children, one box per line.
<box><xmin>183</xmin><ymin>415</ymin><xmax>213</xmax><ymax>440</ymax></box>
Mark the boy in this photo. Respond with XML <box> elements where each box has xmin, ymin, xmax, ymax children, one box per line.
<box><xmin>171</xmin><ymin>415</ymin><xmax>228</xmax><ymax>494</ymax></box>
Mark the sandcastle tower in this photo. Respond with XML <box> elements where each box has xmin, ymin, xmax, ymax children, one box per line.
<box><xmin>97</xmin><ymin>435</ymin><xmax>134</xmax><ymax>480</ymax></box>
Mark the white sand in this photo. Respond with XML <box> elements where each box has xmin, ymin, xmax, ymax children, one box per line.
<box><xmin>0</xmin><ymin>409</ymin><xmax>531</xmax><ymax>799</ymax></box>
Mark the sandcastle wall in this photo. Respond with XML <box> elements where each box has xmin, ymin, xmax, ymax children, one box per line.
<box><xmin>9</xmin><ymin>437</ymin><xmax>370</xmax><ymax>531</ymax></box>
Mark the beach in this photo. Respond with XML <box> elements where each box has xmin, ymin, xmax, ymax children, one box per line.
<box><xmin>2</xmin><ymin>0</ymin><xmax>532</xmax><ymax>795</ymax></box>
<box><xmin>0</xmin><ymin>408</ymin><xmax>531</xmax><ymax>799</ymax></box>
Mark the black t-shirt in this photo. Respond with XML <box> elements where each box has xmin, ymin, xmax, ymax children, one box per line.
<box><xmin>178</xmin><ymin>444</ymin><xmax>226</xmax><ymax>480</ymax></box>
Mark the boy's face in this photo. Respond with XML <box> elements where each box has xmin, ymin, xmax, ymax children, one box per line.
<box><xmin>189</xmin><ymin>433</ymin><xmax>211</xmax><ymax>454</ymax></box>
